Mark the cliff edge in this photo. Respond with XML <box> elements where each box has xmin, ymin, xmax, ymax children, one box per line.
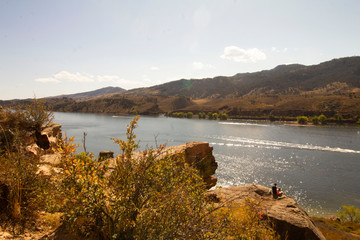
<box><xmin>208</xmin><ymin>184</ymin><xmax>326</xmax><ymax>240</ymax></box>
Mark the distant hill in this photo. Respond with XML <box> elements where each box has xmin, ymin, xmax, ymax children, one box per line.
<box><xmin>123</xmin><ymin>57</ymin><xmax>360</xmax><ymax>98</ymax></box>
<box><xmin>53</xmin><ymin>86</ymin><xmax>126</xmax><ymax>100</ymax></box>
<box><xmin>2</xmin><ymin>57</ymin><xmax>360</xmax><ymax>119</ymax></box>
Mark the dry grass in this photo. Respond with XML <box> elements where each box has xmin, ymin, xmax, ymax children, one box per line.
<box><xmin>312</xmin><ymin>217</ymin><xmax>360</xmax><ymax>240</ymax></box>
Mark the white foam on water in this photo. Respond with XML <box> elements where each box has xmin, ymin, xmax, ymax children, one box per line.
<box><xmin>219</xmin><ymin>122</ymin><xmax>270</xmax><ymax>127</ymax></box>
<box><xmin>211</xmin><ymin>136</ymin><xmax>360</xmax><ymax>154</ymax></box>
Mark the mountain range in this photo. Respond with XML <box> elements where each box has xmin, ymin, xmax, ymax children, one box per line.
<box><xmin>2</xmin><ymin>56</ymin><xmax>360</xmax><ymax>119</ymax></box>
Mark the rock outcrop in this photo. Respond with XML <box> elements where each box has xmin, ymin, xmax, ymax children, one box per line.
<box><xmin>24</xmin><ymin>123</ymin><xmax>62</xmax><ymax>157</ymax></box>
<box><xmin>208</xmin><ymin>184</ymin><xmax>326</xmax><ymax>240</ymax></box>
<box><xmin>109</xmin><ymin>142</ymin><xmax>218</xmax><ymax>189</ymax></box>
<box><xmin>164</xmin><ymin>142</ymin><xmax>218</xmax><ymax>189</ymax></box>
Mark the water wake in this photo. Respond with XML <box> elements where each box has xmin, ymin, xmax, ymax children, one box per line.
<box><xmin>211</xmin><ymin>136</ymin><xmax>360</xmax><ymax>154</ymax></box>
<box><xmin>219</xmin><ymin>122</ymin><xmax>270</xmax><ymax>127</ymax></box>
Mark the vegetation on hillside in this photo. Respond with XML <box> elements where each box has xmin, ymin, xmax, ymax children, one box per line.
<box><xmin>1</xmin><ymin>57</ymin><xmax>360</xmax><ymax>121</ymax></box>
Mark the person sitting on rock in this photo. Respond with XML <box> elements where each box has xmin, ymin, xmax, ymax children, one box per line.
<box><xmin>277</xmin><ymin>188</ymin><xmax>283</xmax><ymax>197</ymax></box>
<box><xmin>272</xmin><ymin>183</ymin><xmax>278</xmax><ymax>199</ymax></box>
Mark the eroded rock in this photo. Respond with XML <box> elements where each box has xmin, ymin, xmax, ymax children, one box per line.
<box><xmin>208</xmin><ymin>184</ymin><xmax>326</xmax><ymax>240</ymax></box>
<box><xmin>165</xmin><ymin>142</ymin><xmax>218</xmax><ymax>189</ymax></box>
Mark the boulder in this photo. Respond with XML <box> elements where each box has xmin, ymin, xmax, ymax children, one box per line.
<box><xmin>109</xmin><ymin>142</ymin><xmax>218</xmax><ymax>189</ymax></box>
<box><xmin>165</xmin><ymin>142</ymin><xmax>218</xmax><ymax>189</ymax></box>
<box><xmin>24</xmin><ymin>123</ymin><xmax>62</xmax><ymax>156</ymax></box>
<box><xmin>208</xmin><ymin>184</ymin><xmax>326</xmax><ymax>240</ymax></box>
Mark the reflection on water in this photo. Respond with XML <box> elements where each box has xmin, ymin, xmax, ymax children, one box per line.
<box><xmin>54</xmin><ymin>112</ymin><xmax>360</xmax><ymax>216</ymax></box>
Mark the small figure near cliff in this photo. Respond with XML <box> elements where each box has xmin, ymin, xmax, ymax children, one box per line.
<box><xmin>277</xmin><ymin>187</ymin><xmax>283</xmax><ymax>197</ymax></box>
<box><xmin>272</xmin><ymin>183</ymin><xmax>278</xmax><ymax>199</ymax></box>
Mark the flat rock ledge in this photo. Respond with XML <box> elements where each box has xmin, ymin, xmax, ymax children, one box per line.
<box><xmin>208</xmin><ymin>184</ymin><xmax>326</xmax><ymax>240</ymax></box>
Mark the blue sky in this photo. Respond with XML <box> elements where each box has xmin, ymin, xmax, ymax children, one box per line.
<box><xmin>1</xmin><ymin>0</ymin><xmax>360</xmax><ymax>100</ymax></box>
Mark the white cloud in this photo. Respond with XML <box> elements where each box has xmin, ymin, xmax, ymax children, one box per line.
<box><xmin>35</xmin><ymin>77</ymin><xmax>61</xmax><ymax>83</ymax></box>
<box><xmin>54</xmin><ymin>71</ymin><xmax>94</xmax><ymax>82</ymax></box>
<box><xmin>193</xmin><ymin>61</ymin><xmax>214</xmax><ymax>70</ymax></box>
<box><xmin>150</xmin><ymin>66</ymin><xmax>159</xmax><ymax>71</ymax></box>
<box><xmin>221</xmin><ymin>46</ymin><xmax>266</xmax><ymax>63</ymax></box>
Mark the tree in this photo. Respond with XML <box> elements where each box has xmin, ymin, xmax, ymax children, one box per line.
<box><xmin>337</xmin><ymin>205</ymin><xmax>360</xmax><ymax>223</ymax></box>
<box><xmin>212</xmin><ymin>113</ymin><xmax>219</xmax><ymax>120</ymax></box>
<box><xmin>318</xmin><ymin>114</ymin><xmax>327</xmax><ymax>125</ymax></box>
<box><xmin>311</xmin><ymin>116</ymin><xmax>319</xmax><ymax>125</ymax></box>
<box><xmin>334</xmin><ymin>114</ymin><xmax>343</xmax><ymax>124</ymax></box>
<box><xmin>198</xmin><ymin>112</ymin><xmax>206</xmax><ymax>119</ymax></box>
<box><xmin>219</xmin><ymin>113</ymin><xmax>228</xmax><ymax>120</ymax></box>
<box><xmin>296</xmin><ymin>116</ymin><xmax>308</xmax><ymax>125</ymax></box>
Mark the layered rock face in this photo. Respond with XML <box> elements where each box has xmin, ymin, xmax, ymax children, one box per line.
<box><xmin>165</xmin><ymin>142</ymin><xmax>218</xmax><ymax>189</ymax></box>
<box><xmin>109</xmin><ymin>142</ymin><xmax>218</xmax><ymax>189</ymax></box>
<box><xmin>208</xmin><ymin>184</ymin><xmax>326</xmax><ymax>240</ymax></box>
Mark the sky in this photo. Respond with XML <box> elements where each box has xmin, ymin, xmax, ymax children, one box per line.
<box><xmin>1</xmin><ymin>0</ymin><xmax>360</xmax><ymax>100</ymax></box>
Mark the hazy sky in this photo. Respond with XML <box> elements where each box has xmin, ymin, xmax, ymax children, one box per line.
<box><xmin>1</xmin><ymin>0</ymin><xmax>360</xmax><ymax>100</ymax></box>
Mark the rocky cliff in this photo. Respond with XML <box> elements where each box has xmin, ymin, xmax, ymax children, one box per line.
<box><xmin>165</xmin><ymin>142</ymin><xmax>218</xmax><ymax>189</ymax></box>
<box><xmin>208</xmin><ymin>184</ymin><xmax>326</xmax><ymax>240</ymax></box>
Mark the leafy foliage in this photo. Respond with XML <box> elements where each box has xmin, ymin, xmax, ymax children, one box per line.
<box><xmin>337</xmin><ymin>205</ymin><xmax>360</xmax><ymax>223</ymax></box>
<box><xmin>318</xmin><ymin>114</ymin><xmax>327</xmax><ymax>125</ymax></box>
<box><xmin>0</xmin><ymin>101</ymin><xmax>53</xmax><ymax>233</ymax></box>
<box><xmin>296</xmin><ymin>116</ymin><xmax>309</xmax><ymax>124</ymax></box>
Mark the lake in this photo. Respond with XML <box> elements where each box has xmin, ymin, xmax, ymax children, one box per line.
<box><xmin>54</xmin><ymin>112</ymin><xmax>360</xmax><ymax>217</ymax></box>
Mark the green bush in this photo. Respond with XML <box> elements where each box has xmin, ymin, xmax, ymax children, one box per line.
<box><xmin>318</xmin><ymin>114</ymin><xmax>327</xmax><ymax>125</ymax></box>
<box><xmin>311</xmin><ymin>116</ymin><xmax>319</xmax><ymax>125</ymax></box>
<box><xmin>296</xmin><ymin>116</ymin><xmax>308</xmax><ymax>124</ymax></box>
<box><xmin>334</xmin><ymin>114</ymin><xmax>343</xmax><ymax>124</ymax></box>
<box><xmin>198</xmin><ymin>112</ymin><xmax>206</xmax><ymax>119</ymax></box>
<box><xmin>219</xmin><ymin>113</ymin><xmax>228</xmax><ymax>120</ymax></box>
<box><xmin>337</xmin><ymin>205</ymin><xmax>360</xmax><ymax>223</ymax></box>
<box><xmin>186</xmin><ymin>112</ymin><xmax>193</xmax><ymax>119</ymax></box>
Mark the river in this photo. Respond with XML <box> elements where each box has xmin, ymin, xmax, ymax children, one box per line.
<box><xmin>54</xmin><ymin>112</ymin><xmax>360</xmax><ymax>217</ymax></box>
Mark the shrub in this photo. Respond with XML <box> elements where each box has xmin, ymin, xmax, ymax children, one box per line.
<box><xmin>219</xmin><ymin>113</ymin><xmax>228</xmax><ymax>120</ymax></box>
<box><xmin>207</xmin><ymin>112</ymin><xmax>213</xmax><ymax>120</ymax></box>
<box><xmin>24</xmin><ymin>98</ymin><xmax>54</xmax><ymax>133</ymax></box>
<box><xmin>311</xmin><ymin>116</ymin><xmax>319</xmax><ymax>125</ymax></box>
<box><xmin>269</xmin><ymin>114</ymin><xmax>276</xmax><ymax>122</ymax></box>
<box><xmin>217</xmin><ymin>198</ymin><xmax>278</xmax><ymax>239</ymax></box>
<box><xmin>198</xmin><ymin>112</ymin><xmax>206</xmax><ymax>119</ymax></box>
<box><xmin>186</xmin><ymin>112</ymin><xmax>193</xmax><ymax>119</ymax></box>
<box><xmin>337</xmin><ymin>205</ymin><xmax>360</xmax><ymax>223</ymax></box>
<box><xmin>334</xmin><ymin>114</ymin><xmax>343</xmax><ymax>124</ymax></box>
<box><xmin>0</xmin><ymin>101</ymin><xmax>52</xmax><ymax>233</ymax></box>
<box><xmin>296</xmin><ymin>116</ymin><xmax>308</xmax><ymax>124</ymax></box>
<box><xmin>318</xmin><ymin>114</ymin><xmax>327</xmax><ymax>125</ymax></box>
